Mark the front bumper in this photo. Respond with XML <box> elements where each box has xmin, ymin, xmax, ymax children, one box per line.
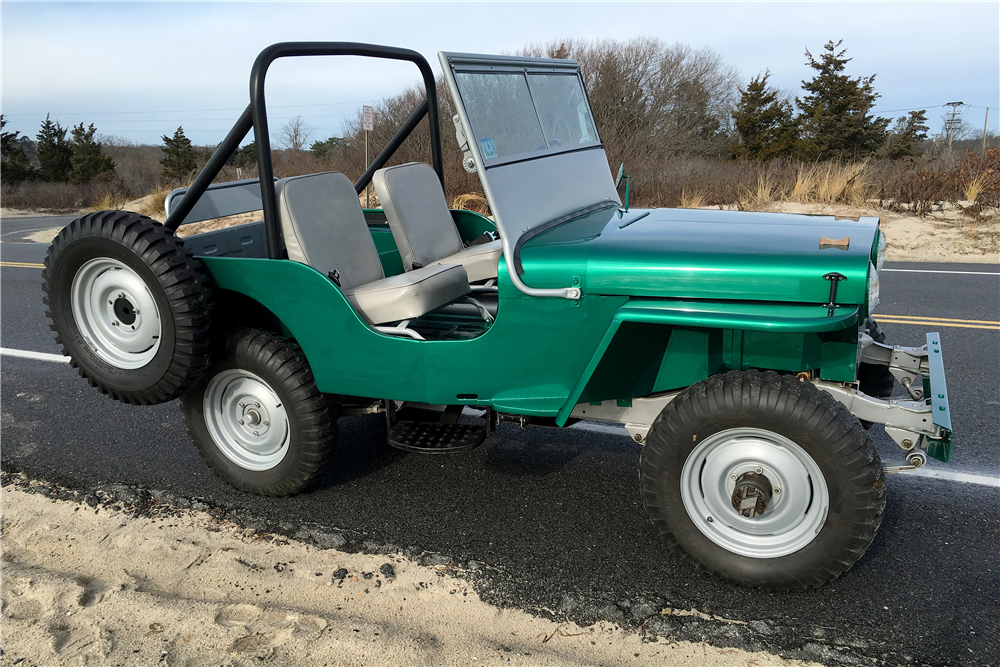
<box><xmin>817</xmin><ymin>332</ymin><xmax>953</xmax><ymax>465</ymax></box>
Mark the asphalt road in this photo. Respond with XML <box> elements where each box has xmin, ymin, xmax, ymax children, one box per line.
<box><xmin>2</xmin><ymin>216</ymin><xmax>998</xmax><ymax>667</ymax></box>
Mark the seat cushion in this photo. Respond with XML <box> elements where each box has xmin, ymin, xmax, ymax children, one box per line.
<box><xmin>372</xmin><ymin>162</ymin><xmax>465</xmax><ymax>271</ymax></box>
<box><xmin>343</xmin><ymin>264</ymin><xmax>470</xmax><ymax>325</ymax></box>
<box><xmin>428</xmin><ymin>240</ymin><xmax>503</xmax><ymax>283</ymax></box>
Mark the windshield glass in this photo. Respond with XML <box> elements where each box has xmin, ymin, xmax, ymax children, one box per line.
<box><xmin>455</xmin><ymin>70</ymin><xmax>598</xmax><ymax>163</ymax></box>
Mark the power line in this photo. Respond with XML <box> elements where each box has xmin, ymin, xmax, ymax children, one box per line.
<box><xmin>1</xmin><ymin>100</ymin><xmax>375</xmax><ymax>119</ymax></box>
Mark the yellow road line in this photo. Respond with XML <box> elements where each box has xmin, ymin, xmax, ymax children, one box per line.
<box><xmin>877</xmin><ymin>318</ymin><xmax>1000</xmax><ymax>331</ymax></box>
<box><xmin>0</xmin><ymin>261</ymin><xmax>44</xmax><ymax>268</ymax></box>
<box><xmin>878</xmin><ymin>314</ymin><xmax>1000</xmax><ymax>325</ymax></box>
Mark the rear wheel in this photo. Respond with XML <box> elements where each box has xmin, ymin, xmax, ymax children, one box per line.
<box><xmin>181</xmin><ymin>329</ymin><xmax>336</xmax><ymax>496</ymax></box>
<box><xmin>42</xmin><ymin>210</ymin><xmax>212</xmax><ymax>404</ymax></box>
<box><xmin>639</xmin><ymin>370</ymin><xmax>885</xmax><ymax>590</ymax></box>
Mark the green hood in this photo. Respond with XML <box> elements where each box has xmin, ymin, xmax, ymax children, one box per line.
<box><xmin>520</xmin><ymin>207</ymin><xmax>879</xmax><ymax>305</ymax></box>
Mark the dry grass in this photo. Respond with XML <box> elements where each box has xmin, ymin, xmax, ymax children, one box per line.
<box><xmin>679</xmin><ymin>189</ymin><xmax>709</xmax><ymax>209</ymax></box>
<box><xmin>452</xmin><ymin>192</ymin><xmax>490</xmax><ymax>215</ymax></box>
<box><xmin>963</xmin><ymin>171</ymin><xmax>991</xmax><ymax>204</ymax></box>
<box><xmin>738</xmin><ymin>174</ymin><xmax>782</xmax><ymax>210</ymax></box>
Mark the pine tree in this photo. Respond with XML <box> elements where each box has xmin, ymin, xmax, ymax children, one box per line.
<box><xmin>1</xmin><ymin>115</ymin><xmax>36</xmax><ymax>183</ymax></box>
<box><xmin>309</xmin><ymin>137</ymin><xmax>341</xmax><ymax>161</ymax></box>
<box><xmin>160</xmin><ymin>126</ymin><xmax>198</xmax><ymax>183</ymax></box>
<box><xmin>69</xmin><ymin>123</ymin><xmax>115</xmax><ymax>184</ymax></box>
<box><xmin>795</xmin><ymin>40</ymin><xmax>889</xmax><ymax>160</ymax></box>
<box><xmin>233</xmin><ymin>141</ymin><xmax>257</xmax><ymax>169</ymax></box>
<box><xmin>881</xmin><ymin>110</ymin><xmax>929</xmax><ymax>159</ymax></box>
<box><xmin>729</xmin><ymin>72</ymin><xmax>798</xmax><ymax>160</ymax></box>
<box><xmin>36</xmin><ymin>114</ymin><xmax>73</xmax><ymax>181</ymax></box>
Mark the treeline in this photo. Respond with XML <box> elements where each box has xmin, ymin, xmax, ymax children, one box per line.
<box><xmin>1</xmin><ymin>115</ymin><xmax>114</xmax><ymax>185</ymax></box>
<box><xmin>2</xmin><ymin>37</ymin><xmax>996</xmax><ymax>213</ymax></box>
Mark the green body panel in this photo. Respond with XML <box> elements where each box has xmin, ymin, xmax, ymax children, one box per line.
<box><xmin>199</xmin><ymin>255</ymin><xmax>627</xmax><ymax>416</ymax></box>
<box><xmin>522</xmin><ymin>208</ymin><xmax>877</xmax><ymax>305</ymax></box>
<box><xmin>367</xmin><ymin>226</ymin><xmax>405</xmax><ymax>276</ymax></box>
<box><xmin>555</xmin><ymin>299</ymin><xmax>862</xmax><ymax>425</ymax></box>
<box><xmin>199</xmin><ymin>205</ymin><xmax>873</xmax><ymax>421</ymax></box>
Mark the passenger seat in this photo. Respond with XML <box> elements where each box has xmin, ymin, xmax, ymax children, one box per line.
<box><xmin>276</xmin><ymin>172</ymin><xmax>470</xmax><ymax>327</ymax></box>
<box><xmin>372</xmin><ymin>162</ymin><xmax>502</xmax><ymax>282</ymax></box>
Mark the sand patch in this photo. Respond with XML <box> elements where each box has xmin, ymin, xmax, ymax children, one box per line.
<box><xmin>0</xmin><ymin>485</ymin><xmax>813</xmax><ymax>666</ymax></box>
<box><xmin>23</xmin><ymin>227</ymin><xmax>62</xmax><ymax>244</ymax></box>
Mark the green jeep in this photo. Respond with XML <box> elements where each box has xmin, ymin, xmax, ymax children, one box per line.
<box><xmin>42</xmin><ymin>43</ymin><xmax>953</xmax><ymax>590</ymax></box>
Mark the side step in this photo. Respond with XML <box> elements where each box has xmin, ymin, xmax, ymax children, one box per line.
<box><xmin>387</xmin><ymin>421</ymin><xmax>487</xmax><ymax>454</ymax></box>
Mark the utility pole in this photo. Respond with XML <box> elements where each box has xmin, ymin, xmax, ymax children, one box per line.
<box><xmin>983</xmin><ymin>107</ymin><xmax>990</xmax><ymax>154</ymax></box>
<box><xmin>944</xmin><ymin>101</ymin><xmax>964</xmax><ymax>149</ymax></box>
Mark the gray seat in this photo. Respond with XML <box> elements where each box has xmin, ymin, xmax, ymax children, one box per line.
<box><xmin>276</xmin><ymin>172</ymin><xmax>470</xmax><ymax>327</ymax></box>
<box><xmin>372</xmin><ymin>162</ymin><xmax>502</xmax><ymax>282</ymax></box>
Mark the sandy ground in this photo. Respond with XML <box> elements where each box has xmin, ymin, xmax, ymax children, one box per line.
<box><xmin>4</xmin><ymin>200</ymin><xmax>997</xmax><ymax>264</ymax></box>
<box><xmin>0</xmin><ymin>483</ymin><xmax>813</xmax><ymax>667</ymax></box>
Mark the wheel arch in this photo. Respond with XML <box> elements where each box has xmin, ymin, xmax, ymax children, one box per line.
<box><xmin>555</xmin><ymin>299</ymin><xmax>863</xmax><ymax>426</ymax></box>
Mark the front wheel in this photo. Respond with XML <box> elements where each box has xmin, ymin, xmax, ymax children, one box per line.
<box><xmin>640</xmin><ymin>370</ymin><xmax>885</xmax><ymax>590</ymax></box>
<box><xmin>181</xmin><ymin>329</ymin><xmax>336</xmax><ymax>496</ymax></box>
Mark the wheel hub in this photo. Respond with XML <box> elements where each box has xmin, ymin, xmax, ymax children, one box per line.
<box><xmin>113</xmin><ymin>296</ymin><xmax>137</xmax><ymax>325</ymax></box>
<box><xmin>731</xmin><ymin>471</ymin><xmax>773</xmax><ymax>518</ymax></box>
<box><xmin>203</xmin><ymin>369</ymin><xmax>289</xmax><ymax>471</ymax></box>
<box><xmin>680</xmin><ymin>427</ymin><xmax>830</xmax><ymax>558</ymax></box>
<box><xmin>71</xmin><ymin>258</ymin><xmax>162</xmax><ymax>369</ymax></box>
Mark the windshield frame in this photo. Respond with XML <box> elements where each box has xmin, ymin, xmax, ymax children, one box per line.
<box><xmin>450</xmin><ymin>63</ymin><xmax>604</xmax><ymax>169</ymax></box>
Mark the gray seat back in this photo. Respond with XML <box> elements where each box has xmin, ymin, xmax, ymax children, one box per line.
<box><xmin>276</xmin><ymin>172</ymin><xmax>384</xmax><ymax>290</ymax></box>
<box><xmin>372</xmin><ymin>162</ymin><xmax>464</xmax><ymax>271</ymax></box>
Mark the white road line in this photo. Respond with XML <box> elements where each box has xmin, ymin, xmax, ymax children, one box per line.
<box><xmin>1</xmin><ymin>348</ymin><xmax>69</xmax><ymax>363</ymax></box>
<box><xmin>5</xmin><ymin>348</ymin><xmax>999</xmax><ymax>488</ymax></box>
<box><xmin>882</xmin><ymin>268</ymin><xmax>999</xmax><ymax>276</ymax></box>
<box><xmin>900</xmin><ymin>468</ymin><xmax>1000</xmax><ymax>487</ymax></box>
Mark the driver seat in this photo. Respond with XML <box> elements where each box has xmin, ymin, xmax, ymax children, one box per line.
<box><xmin>276</xmin><ymin>171</ymin><xmax>471</xmax><ymax>328</ymax></box>
<box><xmin>373</xmin><ymin>162</ymin><xmax>502</xmax><ymax>282</ymax></box>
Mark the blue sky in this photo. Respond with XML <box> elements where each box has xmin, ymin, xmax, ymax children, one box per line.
<box><xmin>2</xmin><ymin>1</ymin><xmax>997</xmax><ymax>147</ymax></box>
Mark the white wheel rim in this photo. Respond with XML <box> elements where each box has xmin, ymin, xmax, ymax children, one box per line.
<box><xmin>70</xmin><ymin>258</ymin><xmax>162</xmax><ymax>369</ymax></box>
<box><xmin>203</xmin><ymin>369</ymin><xmax>290</xmax><ymax>471</ymax></box>
<box><xmin>680</xmin><ymin>427</ymin><xmax>829</xmax><ymax>558</ymax></box>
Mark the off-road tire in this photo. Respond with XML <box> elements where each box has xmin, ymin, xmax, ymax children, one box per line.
<box><xmin>42</xmin><ymin>210</ymin><xmax>212</xmax><ymax>405</ymax></box>
<box><xmin>181</xmin><ymin>329</ymin><xmax>336</xmax><ymax>496</ymax></box>
<box><xmin>639</xmin><ymin>370</ymin><xmax>886</xmax><ymax>590</ymax></box>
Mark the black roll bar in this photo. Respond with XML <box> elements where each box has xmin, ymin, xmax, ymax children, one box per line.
<box><xmin>164</xmin><ymin>42</ymin><xmax>445</xmax><ymax>260</ymax></box>
<box><xmin>164</xmin><ymin>106</ymin><xmax>253</xmax><ymax>232</ymax></box>
<box><xmin>251</xmin><ymin>42</ymin><xmax>444</xmax><ymax>259</ymax></box>
<box><xmin>354</xmin><ymin>98</ymin><xmax>428</xmax><ymax>195</ymax></box>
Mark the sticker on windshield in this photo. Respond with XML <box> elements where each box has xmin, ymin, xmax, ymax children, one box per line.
<box><xmin>480</xmin><ymin>137</ymin><xmax>498</xmax><ymax>160</ymax></box>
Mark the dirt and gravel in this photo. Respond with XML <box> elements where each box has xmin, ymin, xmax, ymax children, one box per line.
<box><xmin>1</xmin><ymin>474</ymin><xmax>818</xmax><ymax>667</ymax></box>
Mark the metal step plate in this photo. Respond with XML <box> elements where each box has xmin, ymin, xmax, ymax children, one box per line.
<box><xmin>387</xmin><ymin>421</ymin><xmax>487</xmax><ymax>454</ymax></box>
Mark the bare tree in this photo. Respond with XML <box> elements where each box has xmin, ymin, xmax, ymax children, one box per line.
<box><xmin>279</xmin><ymin>115</ymin><xmax>314</xmax><ymax>151</ymax></box>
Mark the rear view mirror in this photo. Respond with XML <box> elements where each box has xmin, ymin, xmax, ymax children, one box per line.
<box><xmin>615</xmin><ymin>163</ymin><xmax>625</xmax><ymax>188</ymax></box>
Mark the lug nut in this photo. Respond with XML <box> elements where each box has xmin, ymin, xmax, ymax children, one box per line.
<box><xmin>239</xmin><ymin>402</ymin><xmax>245</xmax><ymax>408</ymax></box>
<box><xmin>731</xmin><ymin>475</ymin><xmax>737</xmax><ymax>481</ymax></box>
<box><xmin>255</xmin><ymin>402</ymin><xmax>260</xmax><ymax>408</ymax></box>
<box><xmin>112</xmin><ymin>321</ymin><xmax>119</xmax><ymax>326</ymax></box>
<box><xmin>238</xmin><ymin>420</ymin><xmax>244</xmax><ymax>425</ymax></box>
<box><xmin>253</xmin><ymin>431</ymin><xmax>259</xmax><ymax>436</ymax></box>
<box><xmin>706</xmin><ymin>516</ymin><xmax>714</xmax><ymax>523</ymax></box>
<box><xmin>773</xmin><ymin>487</ymin><xmax>781</xmax><ymax>494</ymax></box>
<box><xmin>262</xmin><ymin>421</ymin><xmax>268</xmax><ymax>426</ymax></box>
<box><xmin>755</xmin><ymin>467</ymin><xmax>763</xmax><ymax>474</ymax></box>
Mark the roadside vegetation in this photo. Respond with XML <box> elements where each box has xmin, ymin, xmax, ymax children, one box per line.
<box><xmin>2</xmin><ymin>38</ymin><xmax>996</xmax><ymax>240</ymax></box>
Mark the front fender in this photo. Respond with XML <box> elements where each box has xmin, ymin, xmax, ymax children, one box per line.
<box><xmin>555</xmin><ymin>299</ymin><xmax>861</xmax><ymax>425</ymax></box>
